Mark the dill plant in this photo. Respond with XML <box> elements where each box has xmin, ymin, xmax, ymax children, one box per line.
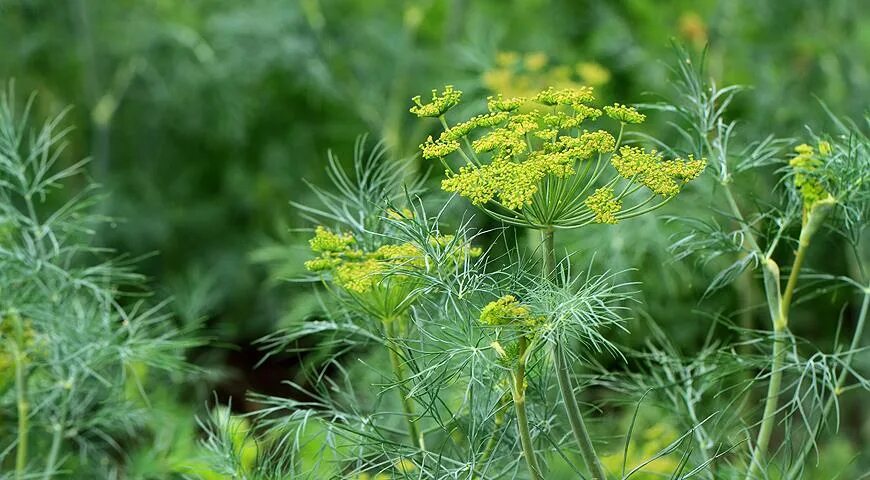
<box><xmin>410</xmin><ymin>84</ymin><xmax>705</xmax><ymax>479</ymax></box>
<box><xmin>643</xmin><ymin>48</ymin><xmax>869</xmax><ymax>478</ymax></box>
<box><xmin>0</xmin><ymin>87</ymin><xmax>193</xmax><ymax>478</ymax></box>
<box><xmin>234</xmin><ymin>86</ymin><xmax>704</xmax><ymax>479</ymax></box>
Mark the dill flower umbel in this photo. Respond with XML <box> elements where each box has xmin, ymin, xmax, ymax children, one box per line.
<box><xmin>309</xmin><ymin>226</ymin><xmax>356</xmax><ymax>253</ymax></box>
<box><xmin>603</xmin><ymin>103</ymin><xmax>646</xmax><ymax>124</ymax></box>
<box><xmin>305</xmin><ymin>225</ymin><xmax>480</xmax><ymax>316</ymax></box>
<box><xmin>611</xmin><ymin>147</ymin><xmax>706</xmax><ymax>197</ymax></box>
<box><xmin>409</xmin><ymin>85</ymin><xmax>462</xmax><ymax>118</ymax></box>
<box><xmin>412</xmin><ymin>85</ymin><xmax>706</xmax><ymax>228</ymax></box>
<box><xmin>480</xmin><ymin>295</ymin><xmax>541</xmax><ymax>327</ymax></box>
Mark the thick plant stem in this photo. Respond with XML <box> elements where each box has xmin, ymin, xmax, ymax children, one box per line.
<box><xmin>554</xmin><ymin>344</ymin><xmax>607</xmax><ymax>480</ymax></box>
<box><xmin>542</xmin><ymin>227</ymin><xmax>606</xmax><ymax>480</ymax></box>
<box><xmin>746</xmin><ymin>216</ymin><xmax>815</xmax><ymax>479</ymax></box>
<box><xmin>542</xmin><ymin>227</ymin><xmax>555</xmax><ymax>280</ymax></box>
<box><xmin>384</xmin><ymin>317</ymin><xmax>424</xmax><ymax>450</ymax></box>
<box><xmin>785</xmin><ymin>286</ymin><xmax>869</xmax><ymax>479</ymax></box>
<box><xmin>512</xmin><ymin>336</ymin><xmax>543</xmax><ymax>480</ymax></box>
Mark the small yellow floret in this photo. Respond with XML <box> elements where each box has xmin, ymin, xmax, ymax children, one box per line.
<box><xmin>487</xmin><ymin>95</ymin><xmax>526</xmax><ymax>112</ymax></box>
<box><xmin>818</xmin><ymin>140</ymin><xmax>832</xmax><ymax>156</ymax></box>
<box><xmin>603</xmin><ymin>103</ymin><xmax>646</xmax><ymax>124</ymax></box>
<box><xmin>410</xmin><ymin>85</ymin><xmax>462</xmax><ymax>118</ymax></box>
<box><xmin>420</xmin><ymin>136</ymin><xmax>460</xmax><ymax>159</ymax></box>
<box><xmin>309</xmin><ymin>226</ymin><xmax>355</xmax><ymax>253</ymax></box>
<box><xmin>585</xmin><ymin>187</ymin><xmax>621</xmax><ymax>224</ymax></box>
<box><xmin>533</xmin><ymin>86</ymin><xmax>596</xmax><ymax>107</ymax></box>
<box><xmin>790</xmin><ymin>143</ymin><xmax>829</xmax><ymax>208</ymax></box>
<box><xmin>480</xmin><ymin>295</ymin><xmax>531</xmax><ymax>326</ymax></box>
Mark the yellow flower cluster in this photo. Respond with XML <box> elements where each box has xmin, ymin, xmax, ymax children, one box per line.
<box><xmin>410</xmin><ymin>85</ymin><xmax>462</xmax><ymax>118</ymax></box>
<box><xmin>431</xmin><ymin>100</ymin><xmax>618</xmax><ymax>209</ymax></box>
<box><xmin>547</xmin><ymin>130</ymin><xmax>616</xmax><ymax>160</ymax></box>
<box><xmin>487</xmin><ymin>95</ymin><xmax>525</xmax><ymax>112</ymax></box>
<box><xmin>611</xmin><ymin>147</ymin><xmax>706</xmax><ymax>197</ymax></box>
<box><xmin>420</xmin><ymin>112</ymin><xmax>510</xmax><ymax>160</ymax></box>
<box><xmin>790</xmin><ymin>143</ymin><xmax>830</xmax><ymax>208</ymax></box>
<box><xmin>413</xmin><ymin>84</ymin><xmax>705</xmax><ymax>220</ymax></box>
<box><xmin>533</xmin><ymin>86</ymin><xmax>596</xmax><ymax>107</ymax></box>
<box><xmin>442</xmin><ymin>150</ymin><xmax>579</xmax><ymax>210</ymax></box>
<box><xmin>479</xmin><ymin>295</ymin><xmax>541</xmax><ymax>327</ymax></box>
<box><xmin>604</xmin><ymin>103</ymin><xmax>646</xmax><ymax>124</ymax></box>
<box><xmin>585</xmin><ymin>187</ymin><xmax>622</xmax><ymax>224</ymax></box>
<box><xmin>541</xmin><ymin>110</ymin><xmax>596</xmax><ymax>129</ymax></box>
<box><xmin>420</xmin><ymin>137</ymin><xmax>460</xmax><ymax>160</ymax></box>
<box><xmin>309</xmin><ymin>226</ymin><xmax>355</xmax><ymax>253</ymax></box>
<box><xmin>305</xmin><ymin>227</ymin><xmax>479</xmax><ymax>295</ymax></box>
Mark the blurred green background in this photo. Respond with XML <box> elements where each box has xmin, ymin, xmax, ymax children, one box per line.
<box><xmin>2</xmin><ymin>0</ymin><xmax>867</xmax><ymax>468</ymax></box>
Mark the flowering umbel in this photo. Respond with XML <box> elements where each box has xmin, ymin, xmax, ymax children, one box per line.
<box><xmin>411</xmin><ymin>86</ymin><xmax>706</xmax><ymax>228</ymax></box>
<box><xmin>305</xmin><ymin>225</ymin><xmax>481</xmax><ymax>317</ymax></box>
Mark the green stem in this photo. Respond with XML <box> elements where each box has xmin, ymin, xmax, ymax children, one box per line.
<box><xmin>554</xmin><ymin>344</ymin><xmax>607</xmax><ymax>480</ymax></box>
<box><xmin>42</xmin><ymin>422</ymin><xmax>64</xmax><ymax>480</ymax></box>
<box><xmin>512</xmin><ymin>336</ymin><xmax>543</xmax><ymax>480</ymax></box>
<box><xmin>12</xmin><ymin>314</ymin><xmax>29</xmax><ymax>480</ymax></box>
<box><xmin>723</xmin><ymin>185</ymin><xmax>761</xmax><ymax>252</ymax></box>
<box><xmin>542</xmin><ymin>228</ymin><xmax>606</xmax><ymax>479</ymax></box>
<box><xmin>542</xmin><ymin>227</ymin><xmax>555</xmax><ymax>280</ymax></box>
<box><xmin>785</xmin><ymin>286</ymin><xmax>869</xmax><ymax>479</ymax></box>
<box><xmin>745</xmin><ymin>214</ymin><xmax>815</xmax><ymax>479</ymax></box>
<box><xmin>480</xmin><ymin>394</ymin><xmax>509</xmax><ymax>463</ymax></box>
<box><xmin>384</xmin><ymin>317</ymin><xmax>424</xmax><ymax>450</ymax></box>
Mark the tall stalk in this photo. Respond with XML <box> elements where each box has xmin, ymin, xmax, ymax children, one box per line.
<box><xmin>745</xmin><ymin>201</ymin><xmax>829</xmax><ymax>479</ymax></box>
<box><xmin>384</xmin><ymin>315</ymin><xmax>424</xmax><ymax>450</ymax></box>
<box><xmin>542</xmin><ymin>228</ymin><xmax>607</xmax><ymax>480</ymax></box>
<box><xmin>511</xmin><ymin>336</ymin><xmax>543</xmax><ymax>480</ymax></box>
<box><xmin>11</xmin><ymin>313</ymin><xmax>29</xmax><ymax>480</ymax></box>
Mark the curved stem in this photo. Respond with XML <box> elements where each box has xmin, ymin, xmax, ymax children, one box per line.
<box><xmin>512</xmin><ymin>336</ymin><xmax>543</xmax><ymax>480</ymax></box>
<box><xmin>384</xmin><ymin>317</ymin><xmax>424</xmax><ymax>450</ymax></box>
<box><xmin>745</xmin><ymin>217</ymin><xmax>814</xmax><ymax>479</ymax></box>
<box><xmin>554</xmin><ymin>344</ymin><xmax>607</xmax><ymax>480</ymax></box>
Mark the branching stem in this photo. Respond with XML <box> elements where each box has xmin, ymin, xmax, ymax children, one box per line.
<box><xmin>745</xmin><ymin>206</ymin><xmax>820</xmax><ymax>479</ymax></box>
<box><xmin>511</xmin><ymin>336</ymin><xmax>543</xmax><ymax>480</ymax></box>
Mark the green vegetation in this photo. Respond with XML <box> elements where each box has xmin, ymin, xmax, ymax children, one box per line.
<box><xmin>1</xmin><ymin>1</ymin><xmax>867</xmax><ymax>478</ymax></box>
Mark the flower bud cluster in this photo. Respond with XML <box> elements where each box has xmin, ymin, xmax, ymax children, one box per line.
<box><xmin>790</xmin><ymin>143</ymin><xmax>831</xmax><ymax>209</ymax></box>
